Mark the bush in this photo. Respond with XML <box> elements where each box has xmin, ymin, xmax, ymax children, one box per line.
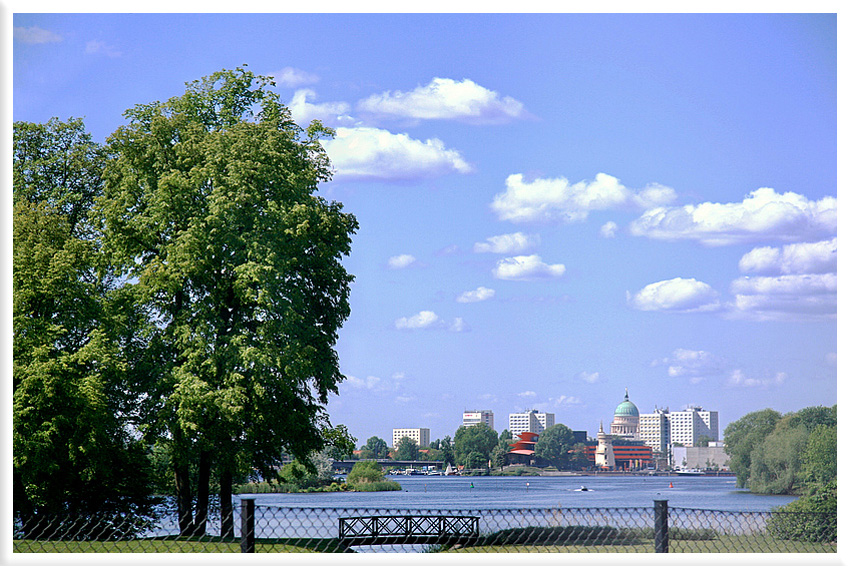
<box><xmin>349</xmin><ymin>480</ymin><xmax>402</xmax><ymax>492</ymax></box>
<box><xmin>767</xmin><ymin>480</ymin><xmax>837</xmax><ymax>543</ymax></box>
<box><xmin>346</xmin><ymin>460</ymin><xmax>385</xmax><ymax>484</ymax></box>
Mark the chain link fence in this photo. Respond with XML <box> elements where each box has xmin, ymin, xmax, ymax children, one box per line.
<box><xmin>14</xmin><ymin>501</ymin><xmax>836</xmax><ymax>553</ymax></box>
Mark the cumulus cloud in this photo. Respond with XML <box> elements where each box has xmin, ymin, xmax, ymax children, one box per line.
<box><xmin>739</xmin><ymin>238</ymin><xmax>837</xmax><ymax>275</ymax></box>
<box><xmin>518</xmin><ymin>390</ymin><xmax>537</xmax><ymax>398</ymax></box>
<box><xmin>395</xmin><ymin>310</ymin><xmax>468</xmax><ymax>332</ymax></box>
<box><xmin>388</xmin><ymin>254</ymin><xmax>417</xmax><ymax>269</ymax></box>
<box><xmin>457</xmin><ymin>286</ymin><xmax>496</xmax><ymax>303</ymax></box>
<box><xmin>630</xmin><ymin>188</ymin><xmax>837</xmax><ymax>246</ymax></box>
<box><xmin>271</xmin><ymin>66</ymin><xmax>320</xmax><ymax>88</ymax></box>
<box><xmin>358</xmin><ymin>77</ymin><xmax>528</xmax><ymax>124</ymax></box>
<box><xmin>493</xmin><ymin>255</ymin><xmax>566</xmax><ymax>281</ymax></box>
<box><xmin>491</xmin><ymin>173</ymin><xmax>676</xmax><ymax>223</ymax></box>
<box><xmin>727</xmin><ymin>369</ymin><xmax>787</xmax><ymax>388</ymax></box>
<box><xmin>322</xmin><ymin>126</ymin><xmax>472</xmax><ymax>181</ymax></box>
<box><xmin>473</xmin><ymin>232</ymin><xmax>540</xmax><ymax>254</ymax></box>
<box><xmin>628</xmin><ymin>277</ymin><xmax>721</xmax><ymax>313</ymax></box>
<box><xmin>288</xmin><ymin>89</ymin><xmax>353</xmax><ymax>126</ymax></box>
<box><xmin>14</xmin><ymin>26</ymin><xmax>62</xmax><ymax>44</ymax></box>
<box><xmin>728</xmin><ymin>273</ymin><xmax>837</xmax><ymax>321</ymax></box>
<box><xmin>600</xmin><ymin>221</ymin><xmax>618</xmax><ymax>238</ymax></box>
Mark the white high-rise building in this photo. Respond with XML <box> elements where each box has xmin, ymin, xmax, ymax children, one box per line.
<box><xmin>638</xmin><ymin>406</ymin><xmax>718</xmax><ymax>452</ymax></box>
<box><xmin>462</xmin><ymin>410</ymin><xmax>495</xmax><ymax>430</ymax></box>
<box><xmin>509</xmin><ymin>410</ymin><xmax>554</xmax><ymax>439</ymax></box>
<box><xmin>638</xmin><ymin>408</ymin><xmax>670</xmax><ymax>453</ymax></box>
<box><xmin>392</xmin><ymin>428</ymin><xmax>430</xmax><ymax>449</ymax></box>
<box><xmin>668</xmin><ymin>407</ymin><xmax>718</xmax><ymax>447</ymax></box>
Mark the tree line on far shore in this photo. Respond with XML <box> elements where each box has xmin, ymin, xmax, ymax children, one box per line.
<box><xmin>354</xmin><ymin>422</ymin><xmax>590</xmax><ymax>471</ymax></box>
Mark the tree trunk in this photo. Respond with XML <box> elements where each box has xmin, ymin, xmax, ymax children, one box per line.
<box><xmin>220</xmin><ymin>469</ymin><xmax>234</xmax><ymax>539</ymax></box>
<box><xmin>192</xmin><ymin>450</ymin><xmax>211</xmax><ymax>536</ymax></box>
<box><xmin>174</xmin><ymin>459</ymin><xmax>193</xmax><ymax>536</ymax></box>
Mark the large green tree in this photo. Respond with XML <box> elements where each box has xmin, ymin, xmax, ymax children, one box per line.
<box><xmin>454</xmin><ymin>423</ymin><xmax>498</xmax><ymax>468</ymax></box>
<box><xmin>395</xmin><ymin>437</ymin><xmax>420</xmax><ymax>461</ymax></box>
<box><xmin>362</xmin><ymin>436</ymin><xmax>390</xmax><ymax>459</ymax></box>
<box><xmin>535</xmin><ymin>424</ymin><xmax>577</xmax><ymax>470</ymax></box>
<box><xmin>13</xmin><ymin>118</ymin><xmax>158</xmax><ymax>533</ymax></box>
<box><xmin>97</xmin><ymin>67</ymin><xmax>358</xmax><ymax>536</ymax></box>
<box><xmin>723</xmin><ymin>408</ymin><xmax>782</xmax><ymax>488</ymax></box>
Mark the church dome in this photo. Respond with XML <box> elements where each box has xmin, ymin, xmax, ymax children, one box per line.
<box><xmin>614</xmin><ymin>389</ymin><xmax>639</xmax><ymax>417</ymax></box>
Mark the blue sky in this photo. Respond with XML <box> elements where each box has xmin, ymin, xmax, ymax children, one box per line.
<box><xmin>12</xmin><ymin>12</ymin><xmax>838</xmax><ymax>447</ymax></box>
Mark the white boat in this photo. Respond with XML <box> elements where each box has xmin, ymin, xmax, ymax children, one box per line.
<box><xmin>675</xmin><ymin>468</ymin><xmax>706</xmax><ymax>476</ymax></box>
<box><xmin>444</xmin><ymin>463</ymin><xmax>458</xmax><ymax>476</ymax></box>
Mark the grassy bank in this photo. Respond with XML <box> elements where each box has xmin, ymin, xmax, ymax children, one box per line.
<box><xmin>14</xmin><ymin>537</ymin><xmax>350</xmax><ymax>553</ymax></box>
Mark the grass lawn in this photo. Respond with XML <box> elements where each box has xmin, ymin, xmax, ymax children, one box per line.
<box><xmin>14</xmin><ymin>537</ymin><xmax>350</xmax><ymax>553</ymax></box>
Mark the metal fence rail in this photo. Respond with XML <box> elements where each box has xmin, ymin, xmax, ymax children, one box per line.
<box><xmin>13</xmin><ymin>500</ymin><xmax>837</xmax><ymax>553</ymax></box>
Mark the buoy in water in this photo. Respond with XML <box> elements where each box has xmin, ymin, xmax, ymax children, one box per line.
<box><xmin>669</xmin><ymin>482</ymin><xmax>673</xmax><ymax>488</ymax></box>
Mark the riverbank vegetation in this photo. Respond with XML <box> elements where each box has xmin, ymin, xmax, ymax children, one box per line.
<box><xmin>723</xmin><ymin>405</ymin><xmax>837</xmax><ymax>543</ymax></box>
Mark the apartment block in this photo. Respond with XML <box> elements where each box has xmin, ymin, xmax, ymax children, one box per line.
<box><xmin>392</xmin><ymin>428</ymin><xmax>431</xmax><ymax>449</ymax></box>
<box><xmin>509</xmin><ymin>410</ymin><xmax>554</xmax><ymax>439</ymax></box>
<box><xmin>462</xmin><ymin>410</ymin><xmax>495</xmax><ymax>430</ymax></box>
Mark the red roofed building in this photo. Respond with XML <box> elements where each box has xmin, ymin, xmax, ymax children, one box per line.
<box><xmin>507</xmin><ymin>431</ymin><xmax>539</xmax><ymax>465</ymax></box>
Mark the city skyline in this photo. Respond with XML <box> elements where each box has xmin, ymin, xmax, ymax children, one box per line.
<box><xmin>12</xmin><ymin>12</ymin><xmax>838</xmax><ymax>447</ymax></box>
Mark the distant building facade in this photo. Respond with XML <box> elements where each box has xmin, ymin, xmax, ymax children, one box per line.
<box><xmin>638</xmin><ymin>408</ymin><xmax>671</xmax><ymax>454</ymax></box>
<box><xmin>509</xmin><ymin>410</ymin><xmax>554</xmax><ymax>439</ymax></box>
<box><xmin>667</xmin><ymin>407</ymin><xmax>719</xmax><ymax>447</ymax></box>
<box><xmin>610</xmin><ymin>389</ymin><xmax>639</xmax><ymax>440</ymax></box>
<box><xmin>462</xmin><ymin>410</ymin><xmax>495</xmax><ymax>430</ymax></box>
<box><xmin>392</xmin><ymin>428</ymin><xmax>431</xmax><ymax>449</ymax></box>
<box><xmin>670</xmin><ymin>443</ymin><xmax>730</xmax><ymax>470</ymax></box>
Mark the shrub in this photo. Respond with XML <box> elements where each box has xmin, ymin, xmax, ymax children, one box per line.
<box><xmin>346</xmin><ymin>460</ymin><xmax>385</xmax><ymax>484</ymax></box>
<box><xmin>767</xmin><ymin>480</ymin><xmax>837</xmax><ymax>543</ymax></box>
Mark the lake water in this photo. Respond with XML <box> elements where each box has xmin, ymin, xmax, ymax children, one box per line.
<box><xmin>240</xmin><ymin>475</ymin><xmax>798</xmax><ymax>513</ymax></box>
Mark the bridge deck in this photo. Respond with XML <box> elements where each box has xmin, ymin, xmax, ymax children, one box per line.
<box><xmin>338</xmin><ymin>514</ymin><xmax>479</xmax><ymax>547</ymax></box>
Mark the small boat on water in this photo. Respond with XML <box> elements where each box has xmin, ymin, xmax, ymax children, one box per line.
<box><xmin>675</xmin><ymin>468</ymin><xmax>706</xmax><ymax>476</ymax></box>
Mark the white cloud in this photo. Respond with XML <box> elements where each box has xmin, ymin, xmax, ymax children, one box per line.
<box><xmin>739</xmin><ymin>237</ymin><xmax>837</xmax><ymax>275</ymax></box>
<box><xmin>600</xmin><ymin>221</ymin><xmax>618</xmax><ymax>238</ymax></box>
<box><xmin>357</xmin><ymin>77</ymin><xmax>528</xmax><ymax>124</ymax></box>
<box><xmin>288</xmin><ymin>89</ymin><xmax>353</xmax><ymax>126</ymax></box>
<box><xmin>630</xmin><ymin>188</ymin><xmax>837</xmax><ymax>246</ymax></box>
<box><xmin>395</xmin><ymin>395</ymin><xmax>416</xmax><ymax>403</ymax></box>
<box><xmin>493</xmin><ymin>255</ymin><xmax>566</xmax><ymax>281</ymax></box>
<box><xmin>728</xmin><ymin>273</ymin><xmax>837</xmax><ymax>321</ymax></box>
<box><xmin>473</xmin><ymin>232</ymin><xmax>540</xmax><ymax>254</ymax></box>
<box><xmin>457</xmin><ymin>286</ymin><xmax>495</xmax><ymax>303</ymax></box>
<box><xmin>628</xmin><ymin>278</ymin><xmax>721</xmax><ymax>313</ymax></box>
<box><xmin>491</xmin><ymin>173</ymin><xmax>676</xmax><ymax>223</ymax></box>
<box><xmin>551</xmin><ymin>395</ymin><xmax>581</xmax><ymax>406</ymax></box>
<box><xmin>388</xmin><ymin>254</ymin><xmax>417</xmax><ymax>269</ymax></box>
<box><xmin>14</xmin><ymin>26</ymin><xmax>62</xmax><ymax>44</ymax></box>
<box><xmin>322</xmin><ymin>126</ymin><xmax>473</xmax><ymax>181</ymax></box>
<box><xmin>395</xmin><ymin>310</ymin><xmax>441</xmax><ymax>329</ymax></box>
<box><xmin>271</xmin><ymin>67</ymin><xmax>320</xmax><ymax>88</ymax></box>
<box><xmin>518</xmin><ymin>390</ymin><xmax>537</xmax><ymax>398</ymax></box>
<box><xmin>727</xmin><ymin>369</ymin><xmax>787</xmax><ymax>388</ymax></box>
<box><xmin>344</xmin><ymin>374</ymin><xmax>382</xmax><ymax>390</ymax></box>
<box><xmin>85</xmin><ymin>40</ymin><xmax>121</xmax><ymax>58</ymax></box>
<box><xmin>395</xmin><ymin>311</ymin><xmax>468</xmax><ymax>332</ymax></box>
<box><xmin>576</xmin><ymin>371</ymin><xmax>601</xmax><ymax>383</ymax></box>
<box><xmin>654</xmin><ymin>349</ymin><xmax>726</xmax><ymax>379</ymax></box>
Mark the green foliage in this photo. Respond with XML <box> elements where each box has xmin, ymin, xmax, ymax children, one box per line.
<box><xmin>13</xmin><ymin>118</ymin><xmax>158</xmax><ymax>533</ymax></box>
<box><xmin>97</xmin><ymin>66</ymin><xmax>358</xmax><ymax>534</ymax></box>
<box><xmin>323</xmin><ymin>425</ymin><xmax>356</xmax><ymax>461</ymax></box>
<box><xmin>348</xmin><ymin>480</ymin><xmax>402</xmax><ymax>492</ymax></box>
<box><xmin>747</xmin><ymin>424</ymin><xmax>809</xmax><ymax>494</ymax></box>
<box><xmin>440</xmin><ymin>436</ymin><xmax>455</xmax><ymax>465</ymax></box>
<box><xmin>723</xmin><ymin>408</ymin><xmax>782</xmax><ymax>488</ymax></box>
<box><xmin>767</xmin><ymin>480</ymin><xmax>837</xmax><ymax>543</ymax></box>
<box><xmin>454</xmin><ymin>423</ymin><xmax>498</xmax><ymax>467</ymax></box>
<box><xmin>464</xmin><ymin>451</ymin><xmax>487</xmax><ymax>469</ymax></box>
<box><xmin>362</xmin><ymin>436</ymin><xmax>389</xmax><ymax>459</ymax></box>
<box><xmin>801</xmin><ymin>424</ymin><xmax>837</xmax><ymax>486</ymax></box>
<box><xmin>346</xmin><ymin>460</ymin><xmax>385</xmax><ymax>484</ymax></box>
<box><xmin>490</xmin><ymin>443</ymin><xmax>508</xmax><ymax>469</ymax></box>
<box><xmin>395</xmin><ymin>437</ymin><xmax>420</xmax><ymax>461</ymax></box>
<box><xmin>535</xmin><ymin>424</ymin><xmax>576</xmax><ymax>470</ymax></box>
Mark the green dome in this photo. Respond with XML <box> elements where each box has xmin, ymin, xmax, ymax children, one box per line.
<box><xmin>614</xmin><ymin>390</ymin><xmax>639</xmax><ymax>417</ymax></box>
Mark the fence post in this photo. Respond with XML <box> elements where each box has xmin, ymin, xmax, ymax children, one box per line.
<box><xmin>654</xmin><ymin>499</ymin><xmax>668</xmax><ymax>553</ymax></box>
<box><xmin>241</xmin><ymin>498</ymin><xmax>255</xmax><ymax>553</ymax></box>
